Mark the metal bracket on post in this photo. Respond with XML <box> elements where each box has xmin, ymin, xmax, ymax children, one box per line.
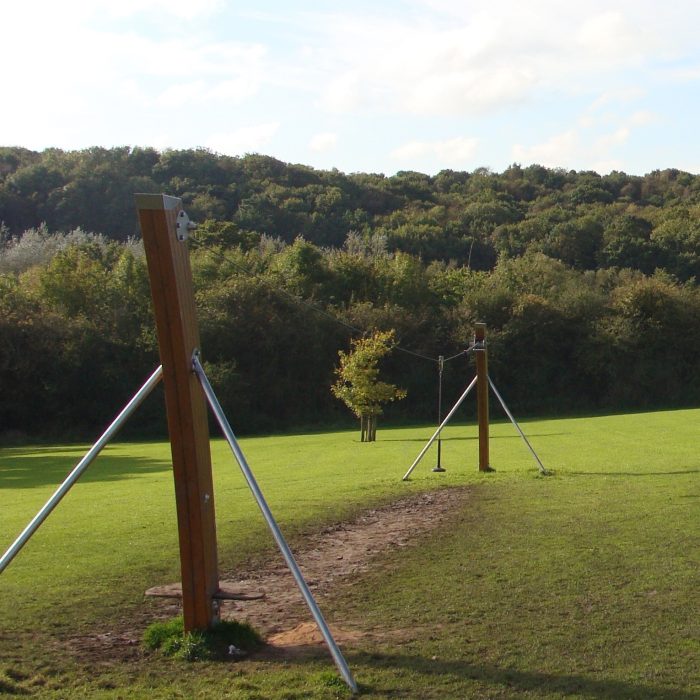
<box><xmin>176</xmin><ymin>210</ymin><xmax>196</xmax><ymax>242</ymax></box>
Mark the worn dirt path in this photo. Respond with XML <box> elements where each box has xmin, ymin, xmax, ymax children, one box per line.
<box><xmin>66</xmin><ymin>486</ymin><xmax>470</xmax><ymax>660</ymax></box>
<box><xmin>221</xmin><ymin>486</ymin><xmax>470</xmax><ymax>646</ymax></box>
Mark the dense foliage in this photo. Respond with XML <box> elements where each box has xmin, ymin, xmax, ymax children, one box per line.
<box><xmin>1</xmin><ymin>147</ymin><xmax>699</xmax><ymax>439</ymax></box>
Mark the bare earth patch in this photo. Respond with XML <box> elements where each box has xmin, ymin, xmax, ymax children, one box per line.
<box><xmin>222</xmin><ymin>487</ymin><xmax>469</xmax><ymax>643</ymax></box>
<box><xmin>66</xmin><ymin>486</ymin><xmax>470</xmax><ymax>661</ymax></box>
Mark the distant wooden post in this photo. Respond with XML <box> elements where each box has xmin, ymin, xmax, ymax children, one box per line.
<box><xmin>475</xmin><ymin>323</ymin><xmax>493</xmax><ymax>472</ymax></box>
<box><xmin>135</xmin><ymin>194</ymin><xmax>220</xmax><ymax>632</ymax></box>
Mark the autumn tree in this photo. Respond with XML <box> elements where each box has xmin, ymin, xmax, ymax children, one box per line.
<box><xmin>331</xmin><ymin>330</ymin><xmax>407</xmax><ymax>441</ymax></box>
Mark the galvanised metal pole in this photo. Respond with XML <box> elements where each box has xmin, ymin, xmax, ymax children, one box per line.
<box><xmin>488</xmin><ymin>376</ymin><xmax>549</xmax><ymax>475</ymax></box>
<box><xmin>402</xmin><ymin>375</ymin><xmax>477</xmax><ymax>481</ymax></box>
<box><xmin>432</xmin><ymin>355</ymin><xmax>446</xmax><ymax>473</ymax></box>
<box><xmin>0</xmin><ymin>365</ymin><xmax>163</xmax><ymax>576</ymax></box>
<box><xmin>192</xmin><ymin>355</ymin><xmax>358</xmax><ymax>695</ymax></box>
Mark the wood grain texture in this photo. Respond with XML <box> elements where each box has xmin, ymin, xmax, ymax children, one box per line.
<box><xmin>475</xmin><ymin>322</ymin><xmax>491</xmax><ymax>472</ymax></box>
<box><xmin>136</xmin><ymin>194</ymin><xmax>219</xmax><ymax>631</ymax></box>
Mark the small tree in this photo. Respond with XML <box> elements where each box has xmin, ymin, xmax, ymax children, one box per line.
<box><xmin>331</xmin><ymin>330</ymin><xmax>407</xmax><ymax>442</ymax></box>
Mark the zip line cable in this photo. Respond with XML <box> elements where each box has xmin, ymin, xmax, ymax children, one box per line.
<box><xmin>188</xmin><ymin>236</ymin><xmax>471</xmax><ymax>365</ymax></box>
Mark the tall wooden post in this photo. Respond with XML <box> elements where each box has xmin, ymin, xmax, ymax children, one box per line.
<box><xmin>433</xmin><ymin>355</ymin><xmax>446</xmax><ymax>472</ymax></box>
<box><xmin>135</xmin><ymin>194</ymin><xmax>220</xmax><ymax>631</ymax></box>
<box><xmin>475</xmin><ymin>322</ymin><xmax>493</xmax><ymax>472</ymax></box>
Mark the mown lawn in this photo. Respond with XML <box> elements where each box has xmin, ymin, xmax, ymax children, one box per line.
<box><xmin>0</xmin><ymin>407</ymin><xmax>698</xmax><ymax>698</ymax></box>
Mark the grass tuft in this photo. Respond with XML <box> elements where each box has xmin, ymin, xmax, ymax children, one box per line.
<box><xmin>142</xmin><ymin>616</ymin><xmax>184</xmax><ymax>651</ymax></box>
<box><xmin>316</xmin><ymin>670</ymin><xmax>352</xmax><ymax>696</ymax></box>
<box><xmin>143</xmin><ymin>616</ymin><xmax>262</xmax><ymax>662</ymax></box>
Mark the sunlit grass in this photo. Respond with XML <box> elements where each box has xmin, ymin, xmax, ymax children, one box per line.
<box><xmin>0</xmin><ymin>407</ymin><xmax>698</xmax><ymax>697</ymax></box>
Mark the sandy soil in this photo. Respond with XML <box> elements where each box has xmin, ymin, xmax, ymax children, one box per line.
<box><xmin>222</xmin><ymin>486</ymin><xmax>469</xmax><ymax>648</ymax></box>
<box><xmin>65</xmin><ymin>486</ymin><xmax>470</xmax><ymax>660</ymax></box>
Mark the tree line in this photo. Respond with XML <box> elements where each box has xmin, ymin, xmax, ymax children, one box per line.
<box><xmin>2</xmin><ymin>147</ymin><xmax>699</xmax><ymax>281</ymax></box>
<box><xmin>1</xmin><ymin>147</ymin><xmax>699</xmax><ymax>440</ymax></box>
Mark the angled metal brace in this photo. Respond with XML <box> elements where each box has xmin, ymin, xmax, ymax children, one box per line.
<box><xmin>192</xmin><ymin>354</ymin><xmax>358</xmax><ymax>694</ymax></box>
<box><xmin>0</xmin><ymin>365</ymin><xmax>163</xmax><ymax>575</ymax></box>
<box><xmin>488</xmin><ymin>375</ymin><xmax>549</xmax><ymax>475</ymax></box>
<box><xmin>403</xmin><ymin>375</ymin><xmax>478</xmax><ymax>481</ymax></box>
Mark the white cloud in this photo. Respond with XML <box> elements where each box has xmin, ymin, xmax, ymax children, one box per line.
<box><xmin>155</xmin><ymin>76</ymin><xmax>260</xmax><ymax>108</ymax></box>
<box><xmin>319</xmin><ymin>71</ymin><xmax>365</xmax><ymax>113</ymax></box>
<box><xmin>575</xmin><ymin>10</ymin><xmax>656</xmax><ymax>64</ymax></box>
<box><xmin>0</xmin><ymin>0</ymin><xmax>268</xmax><ymax>150</ymax></box>
<box><xmin>6</xmin><ymin>0</ymin><xmax>224</xmax><ymax>22</ymax></box>
<box><xmin>512</xmin><ymin>130</ymin><xmax>580</xmax><ymax>169</ymax></box>
<box><xmin>402</xmin><ymin>65</ymin><xmax>536</xmax><ymax>116</ymax></box>
<box><xmin>391</xmin><ymin>136</ymin><xmax>479</xmax><ymax>166</ymax></box>
<box><xmin>391</xmin><ymin>142</ymin><xmax>432</xmax><ymax>160</ymax></box>
<box><xmin>111</xmin><ymin>35</ymin><xmax>267</xmax><ymax>81</ymax></box>
<box><xmin>1</xmin><ymin>6</ymin><xmax>267</xmax><ymax>98</ymax></box>
<box><xmin>309</xmin><ymin>132</ymin><xmax>338</xmax><ymax>153</ymax></box>
<box><xmin>660</xmin><ymin>65</ymin><xmax>700</xmax><ymax>82</ymax></box>
<box><xmin>629</xmin><ymin>110</ymin><xmax>658</xmax><ymax>126</ymax></box>
<box><xmin>208</xmin><ymin>78</ymin><xmax>261</xmax><ymax>101</ymax></box>
<box><xmin>311</xmin><ymin>2</ymin><xmax>700</xmax><ymax>118</ymax></box>
<box><xmin>155</xmin><ymin>81</ymin><xmax>209</xmax><ymax>109</ymax></box>
<box><xmin>512</xmin><ymin>103</ymin><xmax>660</xmax><ymax>172</ymax></box>
<box><xmin>206</xmin><ymin>123</ymin><xmax>280</xmax><ymax>156</ymax></box>
<box><xmin>316</xmin><ymin>16</ymin><xmax>542</xmax><ymax>116</ymax></box>
<box><xmin>4</xmin><ymin>0</ymin><xmax>700</xmax><ymax>174</ymax></box>
<box><xmin>595</xmin><ymin>127</ymin><xmax>631</xmax><ymax>150</ymax></box>
<box><xmin>101</xmin><ymin>0</ymin><xmax>224</xmax><ymax>20</ymax></box>
<box><xmin>588</xmin><ymin>87</ymin><xmax>647</xmax><ymax>111</ymax></box>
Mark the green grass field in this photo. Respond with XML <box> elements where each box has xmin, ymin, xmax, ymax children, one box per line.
<box><xmin>1</xmin><ymin>408</ymin><xmax>699</xmax><ymax>698</ymax></box>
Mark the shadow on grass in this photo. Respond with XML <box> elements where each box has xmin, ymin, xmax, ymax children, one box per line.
<box><xmin>379</xmin><ymin>433</ymin><xmax>568</xmax><ymax>443</ymax></box>
<box><xmin>352</xmin><ymin>651</ymin><xmax>697</xmax><ymax>700</ymax></box>
<box><xmin>569</xmin><ymin>469</ymin><xmax>699</xmax><ymax>477</ymax></box>
<box><xmin>0</xmin><ymin>449</ymin><xmax>171</xmax><ymax>489</ymax></box>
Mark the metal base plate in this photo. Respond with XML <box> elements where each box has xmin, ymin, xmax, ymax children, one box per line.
<box><xmin>145</xmin><ymin>581</ymin><xmax>265</xmax><ymax>601</ymax></box>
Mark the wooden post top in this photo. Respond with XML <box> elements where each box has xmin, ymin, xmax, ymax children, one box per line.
<box><xmin>134</xmin><ymin>193</ymin><xmax>181</xmax><ymax>210</ymax></box>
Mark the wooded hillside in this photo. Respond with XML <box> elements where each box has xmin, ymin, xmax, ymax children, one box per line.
<box><xmin>1</xmin><ymin>147</ymin><xmax>699</xmax><ymax>438</ymax></box>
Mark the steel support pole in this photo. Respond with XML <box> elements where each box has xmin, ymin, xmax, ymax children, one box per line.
<box><xmin>402</xmin><ymin>375</ymin><xmax>477</xmax><ymax>481</ymax></box>
<box><xmin>0</xmin><ymin>366</ymin><xmax>163</xmax><ymax>576</ymax></box>
<box><xmin>192</xmin><ymin>355</ymin><xmax>358</xmax><ymax>694</ymax></box>
<box><xmin>488</xmin><ymin>376</ymin><xmax>549</xmax><ymax>475</ymax></box>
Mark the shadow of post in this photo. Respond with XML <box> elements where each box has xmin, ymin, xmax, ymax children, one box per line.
<box><xmin>348</xmin><ymin>651</ymin><xmax>700</xmax><ymax>699</ymax></box>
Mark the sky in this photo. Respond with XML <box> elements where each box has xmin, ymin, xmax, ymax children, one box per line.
<box><xmin>3</xmin><ymin>0</ymin><xmax>700</xmax><ymax>177</ymax></box>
